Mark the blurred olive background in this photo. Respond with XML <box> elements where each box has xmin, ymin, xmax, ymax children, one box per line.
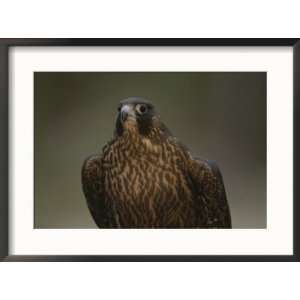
<box><xmin>34</xmin><ymin>72</ymin><xmax>266</xmax><ymax>228</ymax></box>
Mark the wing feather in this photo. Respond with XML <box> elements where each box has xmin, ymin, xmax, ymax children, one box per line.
<box><xmin>189</xmin><ymin>157</ymin><xmax>232</xmax><ymax>228</ymax></box>
<box><xmin>81</xmin><ymin>155</ymin><xmax>115</xmax><ymax>228</ymax></box>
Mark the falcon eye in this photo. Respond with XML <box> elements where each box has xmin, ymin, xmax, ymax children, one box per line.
<box><xmin>117</xmin><ymin>106</ymin><xmax>121</xmax><ymax>112</ymax></box>
<box><xmin>136</xmin><ymin>104</ymin><xmax>148</xmax><ymax>115</ymax></box>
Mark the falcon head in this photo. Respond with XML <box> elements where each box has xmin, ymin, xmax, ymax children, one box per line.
<box><xmin>115</xmin><ymin>97</ymin><xmax>166</xmax><ymax>138</ymax></box>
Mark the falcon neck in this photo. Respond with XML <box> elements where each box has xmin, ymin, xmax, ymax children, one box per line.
<box><xmin>115</xmin><ymin>127</ymin><xmax>166</xmax><ymax>156</ymax></box>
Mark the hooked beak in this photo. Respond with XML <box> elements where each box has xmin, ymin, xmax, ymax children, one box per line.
<box><xmin>120</xmin><ymin>104</ymin><xmax>136</xmax><ymax>123</ymax></box>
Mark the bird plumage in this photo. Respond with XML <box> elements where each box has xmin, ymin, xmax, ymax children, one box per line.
<box><xmin>82</xmin><ymin>97</ymin><xmax>231</xmax><ymax>228</ymax></box>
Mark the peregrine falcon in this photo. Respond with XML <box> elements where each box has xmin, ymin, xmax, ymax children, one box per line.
<box><xmin>82</xmin><ymin>97</ymin><xmax>232</xmax><ymax>228</ymax></box>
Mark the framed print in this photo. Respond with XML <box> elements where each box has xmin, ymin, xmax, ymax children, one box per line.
<box><xmin>0</xmin><ymin>38</ymin><xmax>299</xmax><ymax>261</ymax></box>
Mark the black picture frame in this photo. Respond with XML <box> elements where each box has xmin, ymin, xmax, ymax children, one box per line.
<box><xmin>0</xmin><ymin>38</ymin><xmax>299</xmax><ymax>262</ymax></box>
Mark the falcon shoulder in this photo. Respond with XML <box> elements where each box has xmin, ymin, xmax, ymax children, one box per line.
<box><xmin>189</xmin><ymin>156</ymin><xmax>232</xmax><ymax>228</ymax></box>
<box><xmin>81</xmin><ymin>154</ymin><xmax>115</xmax><ymax>228</ymax></box>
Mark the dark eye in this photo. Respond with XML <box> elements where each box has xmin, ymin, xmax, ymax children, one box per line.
<box><xmin>136</xmin><ymin>104</ymin><xmax>148</xmax><ymax>115</ymax></box>
<box><xmin>117</xmin><ymin>106</ymin><xmax>121</xmax><ymax>112</ymax></box>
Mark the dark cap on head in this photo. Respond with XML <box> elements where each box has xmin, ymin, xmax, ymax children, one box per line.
<box><xmin>120</xmin><ymin>97</ymin><xmax>154</xmax><ymax>108</ymax></box>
